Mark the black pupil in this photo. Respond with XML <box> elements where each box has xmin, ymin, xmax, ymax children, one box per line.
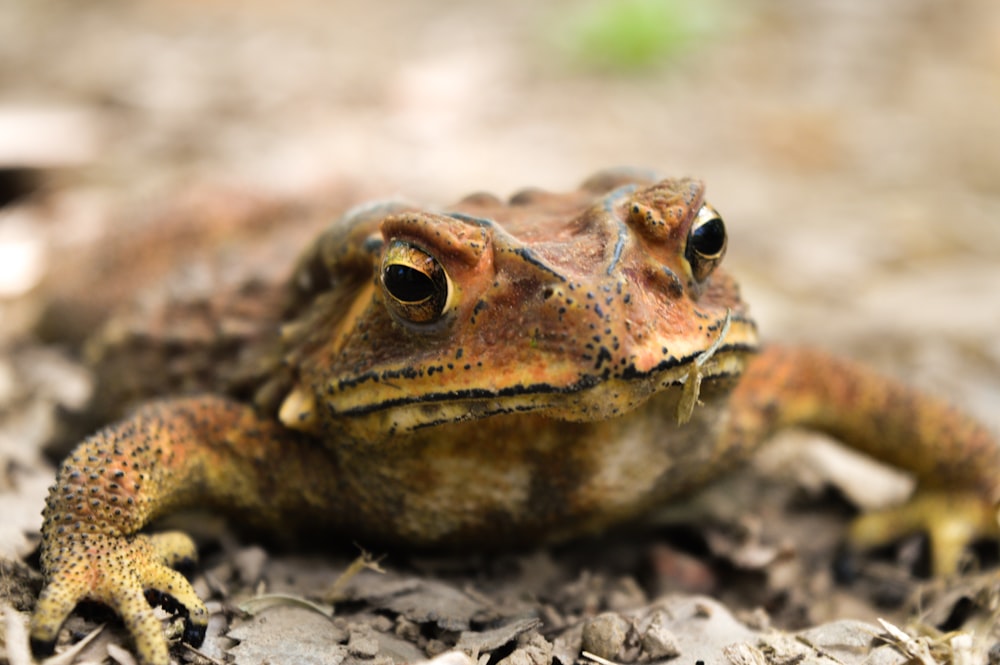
<box><xmin>384</xmin><ymin>264</ymin><xmax>435</xmax><ymax>303</ymax></box>
<box><xmin>691</xmin><ymin>218</ymin><xmax>725</xmax><ymax>256</ymax></box>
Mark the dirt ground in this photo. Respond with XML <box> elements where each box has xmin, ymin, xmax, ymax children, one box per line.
<box><xmin>1</xmin><ymin>0</ymin><xmax>1000</xmax><ymax>664</ymax></box>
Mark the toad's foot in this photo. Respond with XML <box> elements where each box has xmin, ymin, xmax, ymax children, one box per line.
<box><xmin>30</xmin><ymin>396</ymin><xmax>342</xmax><ymax>665</ymax></box>
<box><xmin>848</xmin><ymin>490</ymin><xmax>1000</xmax><ymax>576</ymax></box>
<box><xmin>30</xmin><ymin>531</ymin><xmax>206</xmax><ymax>665</ymax></box>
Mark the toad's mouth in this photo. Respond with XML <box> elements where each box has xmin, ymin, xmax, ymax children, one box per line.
<box><xmin>325</xmin><ymin>337</ymin><xmax>756</xmax><ymax>437</ymax></box>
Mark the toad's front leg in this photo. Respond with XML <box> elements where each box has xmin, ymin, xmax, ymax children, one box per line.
<box><xmin>726</xmin><ymin>346</ymin><xmax>1000</xmax><ymax>574</ymax></box>
<box><xmin>30</xmin><ymin>395</ymin><xmax>343</xmax><ymax>665</ymax></box>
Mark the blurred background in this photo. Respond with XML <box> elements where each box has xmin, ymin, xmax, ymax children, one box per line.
<box><xmin>0</xmin><ymin>0</ymin><xmax>999</xmax><ymax>549</ymax></box>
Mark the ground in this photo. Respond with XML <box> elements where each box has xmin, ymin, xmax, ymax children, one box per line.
<box><xmin>1</xmin><ymin>0</ymin><xmax>1000</xmax><ymax>663</ymax></box>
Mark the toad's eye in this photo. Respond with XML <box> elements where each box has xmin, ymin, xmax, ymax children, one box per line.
<box><xmin>381</xmin><ymin>240</ymin><xmax>452</xmax><ymax>324</ymax></box>
<box><xmin>685</xmin><ymin>204</ymin><xmax>727</xmax><ymax>282</ymax></box>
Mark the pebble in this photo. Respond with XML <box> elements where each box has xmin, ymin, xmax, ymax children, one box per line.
<box><xmin>581</xmin><ymin>612</ymin><xmax>630</xmax><ymax>660</ymax></box>
<box><xmin>640</xmin><ymin>610</ymin><xmax>681</xmax><ymax>660</ymax></box>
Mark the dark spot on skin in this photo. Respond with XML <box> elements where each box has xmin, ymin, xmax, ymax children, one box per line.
<box><xmin>594</xmin><ymin>347</ymin><xmax>613</xmax><ymax>369</ymax></box>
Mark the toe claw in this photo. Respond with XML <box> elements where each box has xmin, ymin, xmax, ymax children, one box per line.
<box><xmin>29</xmin><ymin>636</ymin><xmax>57</xmax><ymax>658</ymax></box>
<box><xmin>183</xmin><ymin>619</ymin><xmax>208</xmax><ymax>647</ymax></box>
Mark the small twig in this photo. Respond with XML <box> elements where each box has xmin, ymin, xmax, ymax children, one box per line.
<box><xmin>181</xmin><ymin>640</ymin><xmax>228</xmax><ymax>665</ymax></box>
<box><xmin>324</xmin><ymin>547</ymin><xmax>386</xmax><ymax>603</ymax></box>
<box><xmin>238</xmin><ymin>593</ymin><xmax>334</xmax><ymax>618</ymax></box>
<box><xmin>580</xmin><ymin>651</ymin><xmax>623</xmax><ymax>665</ymax></box>
<box><xmin>677</xmin><ymin>308</ymin><xmax>731</xmax><ymax>424</ymax></box>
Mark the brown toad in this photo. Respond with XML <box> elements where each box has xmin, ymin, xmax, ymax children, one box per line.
<box><xmin>31</xmin><ymin>171</ymin><xmax>1000</xmax><ymax>665</ymax></box>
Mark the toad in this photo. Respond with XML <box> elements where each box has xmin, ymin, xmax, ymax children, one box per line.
<box><xmin>30</xmin><ymin>171</ymin><xmax>1000</xmax><ymax>665</ymax></box>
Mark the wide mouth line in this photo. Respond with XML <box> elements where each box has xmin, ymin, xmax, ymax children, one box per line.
<box><xmin>330</xmin><ymin>342</ymin><xmax>756</xmax><ymax>418</ymax></box>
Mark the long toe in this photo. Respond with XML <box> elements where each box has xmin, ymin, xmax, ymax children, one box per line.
<box><xmin>848</xmin><ymin>490</ymin><xmax>1000</xmax><ymax>576</ymax></box>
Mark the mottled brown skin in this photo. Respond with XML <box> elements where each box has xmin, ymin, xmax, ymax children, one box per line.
<box><xmin>31</xmin><ymin>171</ymin><xmax>1000</xmax><ymax>665</ymax></box>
